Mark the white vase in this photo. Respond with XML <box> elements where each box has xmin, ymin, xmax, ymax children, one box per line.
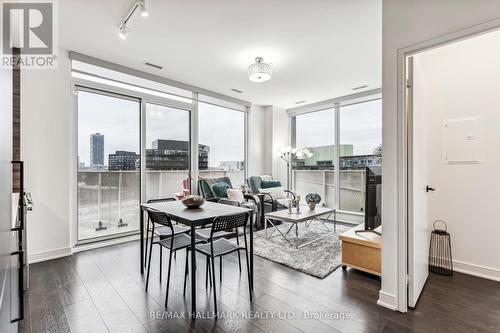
<box><xmin>308</xmin><ymin>202</ymin><xmax>316</xmax><ymax>210</ymax></box>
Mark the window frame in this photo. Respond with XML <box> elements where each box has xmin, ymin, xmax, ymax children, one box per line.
<box><xmin>289</xmin><ymin>89</ymin><xmax>382</xmax><ymax>215</ymax></box>
<box><xmin>71</xmin><ymin>67</ymin><xmax>249</xmax><ymax>245</ymax></box>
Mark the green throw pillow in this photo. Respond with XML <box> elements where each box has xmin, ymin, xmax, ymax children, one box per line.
<box><xmin>212</xmin><ymin>181</ymin><xmax>230</xmax><ymax>198</ymax></box>
<box><xmin>261</xmin><ymin>180</ymin><xmax>282</xmax><ymax>189</ymax></box>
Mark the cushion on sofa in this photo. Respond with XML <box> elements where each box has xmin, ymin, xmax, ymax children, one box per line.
<box><xmin>261</xmin><ymin>180</ymin><xmax>282</xmax><ymax>189</ymax></box>
<box><xmin>227</xmin><ymin>188</ymin><xmax>244</xmax><ymax>203</ymax></box>
<box><xmin>212</xmin><ymin>181</ymin><xmax>230</xmax><ymax>198</ymax></box>
<box><xmin>199</xmin><ymin>176</ymin><xmax>233</xmax><ymax>198</ymax></box>
<box><xmin>259</xmin><ymin>186</ymin><xmax>286</xmax><ymax>199</ymax></box>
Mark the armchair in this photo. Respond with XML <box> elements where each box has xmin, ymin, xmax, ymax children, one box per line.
<box><xmin>247</xmin><ymin>175</ymin><xmax>296</xmax><ymax>229</ymax></box>
<box><xmin>198</xmin><ymin>177</ymin><xmax>260</xmax><ymax>226</ymax></box>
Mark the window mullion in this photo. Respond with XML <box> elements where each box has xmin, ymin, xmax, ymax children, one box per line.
<box><xmin>334</xmin><ymin>102</ymin><xmax>340</xmax><ymax>210</ymax></box>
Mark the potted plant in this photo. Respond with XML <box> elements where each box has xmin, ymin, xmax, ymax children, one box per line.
<box><xmin>305</xmin><ymin>193</ymin><xmax>321</xmax><ymax>210</ymax></box>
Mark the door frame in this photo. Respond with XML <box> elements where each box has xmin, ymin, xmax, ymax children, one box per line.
<box><xmin>396</xmin><ymin>19</ymin><xmax>500</xmax><ymax>312</ymax></box>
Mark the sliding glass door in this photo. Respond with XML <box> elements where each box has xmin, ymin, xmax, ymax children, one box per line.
<box><xmin>77</xmin><ymin>89</ymin><xmax>141</xmax><ymax>241</ymax></box>
<box><xmin>145</xmin><ymin>103</ymin><xmax>191</xmax><ymax>201</ymax></box>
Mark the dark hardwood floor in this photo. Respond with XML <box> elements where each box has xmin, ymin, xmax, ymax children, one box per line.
<box><xmin>18</xmin><ymin>240</ymin><xmax>500</xmax><ymax>333</ymax></box>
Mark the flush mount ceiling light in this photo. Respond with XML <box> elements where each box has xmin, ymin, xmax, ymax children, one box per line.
<box><xmin>248</xmin><ymin>57</ymin><xmax>272</xmax><ymax>82</ymax></box>
<box><xmin>117</xmin><ymin>0</ymin><xmax>149</xmax><ymax>40</ymax></box>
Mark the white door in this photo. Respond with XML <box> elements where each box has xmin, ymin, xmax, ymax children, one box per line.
<box><xmin>407</xmin><ymin>56</ymin><xmax>431</xmax><ymax>307</ymax></box>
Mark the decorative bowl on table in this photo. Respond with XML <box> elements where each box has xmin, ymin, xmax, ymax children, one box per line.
<box><xmin>181</xmin><ymin>195</ymin><xmax>205</xmax><ymax>209</ymax></box>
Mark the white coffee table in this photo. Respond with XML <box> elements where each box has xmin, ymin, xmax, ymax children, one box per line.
<box><xmin>265</xmin><ymin>206</ymin><xmax>337</xmax><ymax>249</ymax></box>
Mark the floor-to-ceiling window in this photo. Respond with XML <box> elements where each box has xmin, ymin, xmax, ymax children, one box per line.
<box><xmin>198</xmin><ymin>102</ymin><xmax>246</xmax><ymax>188</ymax></box>
<box><xmin>291</xmin><ymin>94</ymin><xmax>381</xmax><ymax>215</ymax></box>
<box><xmin>339</xmin><ymin>99</ymin><xmax>382</xmax><ymax>213</ymax></box>
<box><xmin>77</xmin><ymin>89</ymin><xmax>141</xmax><ymax>241</ymax></box>
<box><xmin>293</xmin><ymin>109</ymin><xmax>336</xmax><ymax>207</ymax></box>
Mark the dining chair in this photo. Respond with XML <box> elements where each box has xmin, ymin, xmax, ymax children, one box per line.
<box><xmin>186</xmin><ymin>212</ymin><xmax>252</xmax><ymax>315</ymax></box>
<box><xmin>144</xmin><ymin>198</ymin><xmax>189</xmax><ymax>268</ymax></box>
<box><xmin>145</xmin><ymin>208</ymin><xmax>203</xmax><ymax>308</ymax></box>
<box><xmin>189</xmin><ymin>198</ymin><xmax>245</xmax><ymax>291</ymax></box>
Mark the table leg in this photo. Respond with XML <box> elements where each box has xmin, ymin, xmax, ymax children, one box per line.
<box><xmin>295</xmin><ymin>223</ymin><xmax>299</xmax><ymax>249</ymax></box>
<box><xmin>140</xmin><ymin>207</ymin><xmax>144</xmax><ymax>275</ymax></box>
<box><xmin>250</xmin><ymin>212</ymin><xmax>254</xmax><ymax>291</ymax></box>
<box><xmin>190</xmin><ymin>223</ymin><xmax>196</xmax><ymax>317</ymax></box>
<box><xmin>265</xmin><ymin>215</ymin><xmax>267</xmax><ymax>238</ymax></box>
<box><xmin>334</xmin><ymin>210</ymin><xmax>337</xmax><ymax>233</ymax></box>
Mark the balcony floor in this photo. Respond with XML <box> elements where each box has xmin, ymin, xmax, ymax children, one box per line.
<box><xmin>19</xmin><ymin>240</ymin><xmax>500</xmax><ymax>333</ymax></box>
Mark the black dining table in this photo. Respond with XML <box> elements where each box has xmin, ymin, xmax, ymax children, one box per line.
<box><xmin>139</xmin><ymin>200</ymin><xmax>254</xmax><ymax>315</ymax></box>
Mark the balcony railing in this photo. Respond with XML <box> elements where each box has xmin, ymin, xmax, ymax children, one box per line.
<box><xmin>292</xmin><ymin>169</ymin><xmax>366</xmax><ymax>213</ymax></box>
<box><xmin>77</xmin><ymin>169</ymin><xmax>245</xmax><ymax>240</ymax></box>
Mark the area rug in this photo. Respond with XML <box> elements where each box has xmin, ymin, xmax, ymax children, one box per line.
<box><xmin>238</xmin><ymin>222</ymin><xmax>350</xmax><ymax>279</ymax></box>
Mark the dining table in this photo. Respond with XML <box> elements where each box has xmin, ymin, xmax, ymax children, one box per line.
<box><xmin>139</xmin><ymin>200</ymin><xmax>254</xmax><ymax>316</ymax></box>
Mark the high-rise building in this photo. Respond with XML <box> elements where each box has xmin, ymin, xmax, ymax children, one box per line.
<box><xmin>146</xmin><ymin>139</ymin><xmax>209</xmax><ymax>170</ymax></box>
<box><xmin>90</xmin><ymin>133</ymin><xmax>104</xmax><ymax>168</ymax></box>
<box><xmin>108</xmin><ymin>151</ymin><xmax>140</xmax><ymax>171</ymax></box>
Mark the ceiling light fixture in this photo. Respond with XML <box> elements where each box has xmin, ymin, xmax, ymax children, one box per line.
<box><xmin>117</xmin><ymin>0</ymin><xmax>149</xmax><ymax>40</ymax></box>
<box><xmin>118</xmin><ymin>24</ymin><xmax>128</xmax><ymax>40</ymax></box>
<box><xmin>139</xmin><ymin>1</ymin><xmax>149</xmax><ymax>17</ymax></box>
<box><xmin>248</xmin><ymin>57</ymin><xmax>272</xmax><ymax>82</ymax></box>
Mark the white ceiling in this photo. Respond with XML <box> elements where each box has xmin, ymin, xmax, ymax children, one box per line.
<box><xmin>59</xmin><ymin>0</ymin><xmax>381</xmax><ymax>109</ymax></box>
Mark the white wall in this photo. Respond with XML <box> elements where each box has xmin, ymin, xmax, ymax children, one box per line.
<box><xmin>21</xmin><ymin>50</ymin><xmax>73</xmax><ymax>262</ymax></box>
<box><xmin>382</xmin><ymin>0</ymin><xmax>500</xmax><ymax>311</ymax></box>
<box><xmin>263</xmin><ymin>106</ymin><xmax>274</xmax><ymax>175</ymax></box>
<box><xmin>270</xmin><ymin>106</ymin><xmax>290</xmax><ymax>185</ymax></box>
<box><xmin>414</xmin><ymin>30</ymin><xmax>500</xmax><ymax>281</ymax></box>
<box><xmin>248</xmin><ymin>105</ymin><xmax>266</xmax><ymax>176</ymax></box>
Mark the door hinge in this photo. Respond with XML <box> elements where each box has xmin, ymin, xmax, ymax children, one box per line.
<box><xmin>407</xmin><ymin>274</ymin><xmax>413</xmax><ymax>286</ymax></box>
<box><xmin>406</xmin><ymin>79</ymin><xmax>412</xmax><ymax>88</ymax></box>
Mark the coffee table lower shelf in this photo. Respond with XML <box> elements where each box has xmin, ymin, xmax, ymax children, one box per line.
<box><xmin>339</xmin><ymin>223</ymin><xmax>382</xmax><ymax>277</ymax></box>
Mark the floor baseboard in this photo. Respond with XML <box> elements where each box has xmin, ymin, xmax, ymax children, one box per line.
<box><xmin>28</xmin><ymin>247</ymin><xmax>72</xmax><ymax>264</ymax></box>
<box><xmin>453</xmin><ymin>260</ymin><xmax>500</xmax><ymax>282</ymax></box>
<box><xmin>377</xmin><ymin>290</ymin><xmax>398</xmax><ymax>311</ymax></box>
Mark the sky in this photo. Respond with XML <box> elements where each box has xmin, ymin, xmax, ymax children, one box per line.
<box><xmin>78</xmin><ymin>91</ymin><xmax>380</xmax><ymax>168</ymax></box>
<box><xmin>78</xmin><ymin>91</ymin><xmax>244</xmax><ymax>167</ymax></box>
<box><xmin>296</xmin><ymin>99</ymin><xmax>382</xmax><ymax>155</ymax></box>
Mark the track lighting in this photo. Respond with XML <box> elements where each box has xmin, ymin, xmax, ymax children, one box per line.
<box><xmin>118</xmin><ymin>24</ymin><xmax>128</xmax><ymax>40</ymax></box>
<box><xmin>139</xmin><ymin>1</ymin><xmax>149</xmax><ymax>17</ymax></box>
<box><xmin>117</xmin><ymin>0</ymin><xmax>149</xmax><ymax>40</ymax></box>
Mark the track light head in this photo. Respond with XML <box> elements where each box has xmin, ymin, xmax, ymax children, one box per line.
<box><xmin>139</xmin><ymin>0</ymin><xmax>148</xmax><ymax>17</ymax></box>
<box><xmin>118</xmin><ymin>24</ymin><xmax>128</xmax><ymax>40</ymax></box>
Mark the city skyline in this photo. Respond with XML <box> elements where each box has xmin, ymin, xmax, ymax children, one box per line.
<box><xmin>78</xmin><ymin>92</ymin><xmax>381</xmax><ymax>170</ymax></box>
<box><xmin>78</xmin><ymin>91</ymin><xmax>245</xmax><ymax>168</ymax></box>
